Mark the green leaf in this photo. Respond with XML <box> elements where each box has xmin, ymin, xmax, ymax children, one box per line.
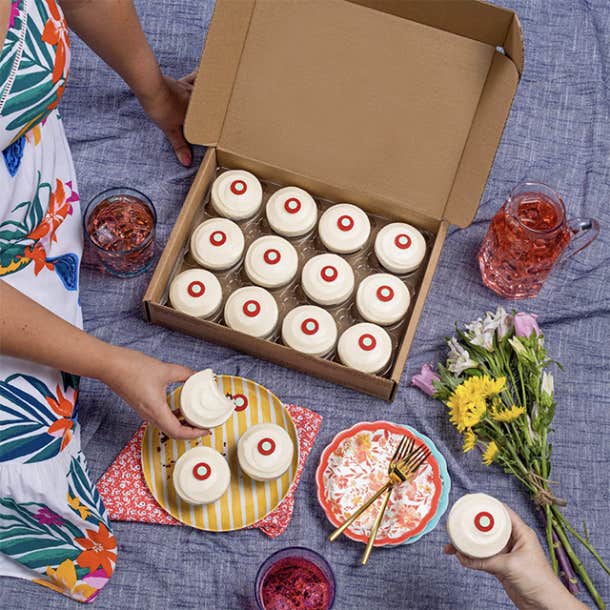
<box><xmin>2</xmin><ymin>78</ymin><xmax>54</xmax><ymax>116</ymax></box>
<box><xmin>10</xmin><ymin>69</ymin><xmax>50</xmax><ymax>94</ymax></box>
<box><xmin>1</xmin><ymin>535</ymin><xmax>68</xmax><ymax>557</ymax></box>
<box><xmin>17</xmin><ymin>546</ymin><xmax>80</xmax><ymax>571</ymax></box>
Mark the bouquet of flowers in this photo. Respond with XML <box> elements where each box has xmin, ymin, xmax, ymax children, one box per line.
<box><xmin>412</xmin><ymin>307</ymin><xmax>609</xmax><ymax>609</ymax></box>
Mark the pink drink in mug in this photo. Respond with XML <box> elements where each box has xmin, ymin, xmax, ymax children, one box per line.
<box><xmin>478</xmin><ymin>182</ymin><xmax>599</xmax><ymax>299</ymax></box>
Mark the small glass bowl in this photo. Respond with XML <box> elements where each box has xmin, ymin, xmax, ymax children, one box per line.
<box><xmin>255</xmin><ymin>546</ymin><xmax>336</xmax><ymax>610</ymax></box>
<box><xmin>83</xmin><ymin>187</ymin><xmax>156</xmax><ymax>278</ymax></box>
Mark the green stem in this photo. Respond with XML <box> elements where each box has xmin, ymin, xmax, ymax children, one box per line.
<box><xmin>552</xmin><ymin>517</ymin><xmax>606</xmax><ymax>610</ymax></box>
<box><xmin>551</xmin><ymin>505</ymin><xmax>610</xmax><ymax>577</ymax></box>
<box><xmin>545</xmin><ymin>504</ymin><xmax>559</xmax><ymax>574</ymax></box>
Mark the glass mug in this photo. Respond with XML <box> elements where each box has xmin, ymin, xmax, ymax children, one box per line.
<box><xmin>478</xmin><ymin>181</ymin><xmax>599</xmax><ymax>299</ymax></box>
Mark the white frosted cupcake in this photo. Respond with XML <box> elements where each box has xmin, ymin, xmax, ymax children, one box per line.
<box><xmin>173</xmin><ymin>446</ymin><xmax>231</xmax><ymax>505</ymax></box>
<box><xmin>237</xmin><ymin>423</ymin><xmax>294</xmax><ymax>481</ymax></box>
<box><xmin>224</xmin><ymin>286</ymin><xmax>279</xmax><ymax>339</ymax></box>
<box><xmin>356</xmin><ymin>273</ymin><xmax>410</xmax><ymax>326</ymax></box>
<box><xmin>190</xmin><ymin>218</ymin><xmax>245</xmax><ymax>271</ymax></box>
<box><xmin>338</xmin><ymin>322</ymin><xmax>392</xmax><ymax>374</ymax></box>
<box><xmin>446</xmin><ymin>493</ymin><xmax>512</xmax><ymax>559</ymax></box>
<box><xmin>374</xmin><ymin>222</ymin><xmax>426</xmax><ymax>274</ymax></box>
<box><xmin>211</xmin><ymin>169</ymin><xmax>263</xmax><ymax>220</ymax></box>
<box><xmin>169</xmin><ymin>269</ymin><xmax>223</xmax><ymax>319</ymax></box>
<box><xmin>244</xmin><ymin>235</ymin><xmax>299</xmax><ymax>289</ymax></box>
<box><xmin>266</xmin><ymin>186</ymin><xmax>318</xmax><ymax>238</ymax></box>
<box><xmin>318</xmin><ymin>203</ymin><xmax>371</xmax><ymax>254</ymax></box>
<box><xmin>180</xmin><ymin>369</ymin><xmax>235</xmax><ymax>429</ymax></box>
<box><xmin>301</xmin><ymin>253</ymin><xmax>355</xmax><ymax>306</ymax></box>
<box><xmin>281</xmin><ymin>305</ymin><xmax>338</xmax><ymax>357</ymax></box>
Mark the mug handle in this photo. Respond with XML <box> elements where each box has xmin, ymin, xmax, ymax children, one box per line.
<box><xmin>564</xmin><ymin>218</ymin><xmax>600</xmax><ymax>259</ymax></box>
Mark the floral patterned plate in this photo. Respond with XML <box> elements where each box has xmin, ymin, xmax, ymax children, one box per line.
<box><xmin>316</xmin><ymin>421</ymin><xmax>450</xmax><ymax>546</ymax></box>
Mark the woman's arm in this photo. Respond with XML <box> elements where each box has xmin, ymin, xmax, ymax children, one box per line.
<box><xmin>59</xmin><ymin>0</ymin><xmax>195</xmax><ymax>166</ymax></box>
<box><xmin>0</xmin><ymin>280</ymin><xmax>206</xmax><ymax>439</ymax></box>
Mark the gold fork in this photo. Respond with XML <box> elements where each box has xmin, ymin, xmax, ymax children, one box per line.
<box><xmin>329</xmin><ymin>436</ymin><xmax>430</xmax><ymax>554</ymax></box>
<box><xmin>360</xmin><ymin>442</ymin><xmax>431</xmax><ymax>565</ymax></box>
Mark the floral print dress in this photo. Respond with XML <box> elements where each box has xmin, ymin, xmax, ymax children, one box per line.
<box><xmin>0</xmin><ymin>0</ymin><xmax>116</xmax><ymax>603</ymax></box>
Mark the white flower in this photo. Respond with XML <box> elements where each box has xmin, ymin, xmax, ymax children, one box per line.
<box><xmin>509</xmin><ymin>336</ymin><xmax>527</xmax><ymax>357</ymax></box>
<box><xmin>493</xmin><ymin>306</ymin><xmax>512</xmax><ymax>340</ymax></box>
<box><xmin>447</xmin><ymin>337</ymin><xmax>478</xmax><ymax>375</ymax></box>
<box><xmin>541</xmin><ymin>372</ymin><xmax>554</xmax><ymax>398</ymax></box>
<box><xmin>466</xmin><ymin>316</ymin><xmax>495</xmax><ymax>351</ymax></box>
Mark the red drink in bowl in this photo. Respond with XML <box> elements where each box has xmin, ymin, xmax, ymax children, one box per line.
<box><xmin>255</xmin><ymin>547</ymin><xmax>335</xmax><ymax>610</ymax></box>
<box><xmin>84</xmin><ymin>188</ymin><xmax>156</xmax><ymax>277</ymax></box>
<box><xmin>478</xmin><ymin>182</ymin><xmax>599</xmax><ymax>299</ymax></box>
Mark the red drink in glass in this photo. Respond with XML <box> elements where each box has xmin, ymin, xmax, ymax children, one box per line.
<box><xmin>84</xmin><ymin>188</ymin><xmax>156</xmax><ymax>277</ymax></box>
<box><xmin>478</xmin><ymin>182</ymin><xmax>599</xmax><ymax>299</ymax></box>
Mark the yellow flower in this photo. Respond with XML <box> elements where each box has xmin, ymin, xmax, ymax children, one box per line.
<box><xmin>67</xmin><ymin>493</ymin><xmax>90</xmax><ymax>520</ymax></box>
<box><xmin>462</xmin><ymin>429</ymin><xmax>477</xmax><ymax>453</ymax></box>
<box><xmin>482</xmin><ymin>441</ymin><xmax>499</xmax><ymax>466</ymax></box>
<box><xmin>480</xmin><ymin>375</ymin><xmax>506</xmax><ymax>397</ymax></box>
<box><xmin>33</xmin><ymin>559</ymin><xmax>97</xmax><ymax>602</ymax></box>
<box><xmin>447</xmin><ymin>378</ymin><xmax>488</xmax><ymax>432</ymax></box>
<box><xmin>492</xmin><ymin>404</ymin><xmax>525</xmax><ymax>423</ymax></box>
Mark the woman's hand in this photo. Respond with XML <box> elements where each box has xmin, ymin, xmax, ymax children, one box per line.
<box><xmin>101</xmin><ymin>346</ymin><xmax>208</xmax><ymax>440</ymax></box>
<box><xmin>137</xmin><ymin>70</ymin><xmax>197</xmax><ymax>167</ymax></box>
<box><xmin>444</xmin><ymin>505</ymin><xmax>588</xmax><ymax>610</ymax></box>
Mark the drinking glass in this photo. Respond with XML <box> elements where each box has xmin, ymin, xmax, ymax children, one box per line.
<box><xmin>84</xmin><ymin>187</ymin><xmax>156</xmax><ymax>277</ymax></box>
<box><xmin>255</xmin><ymin>546</ymin><xmax>336</xmax><ymax>610</ymax></box>
<box><xmin>478</xmin><ymin>181</ymin><xmax>599</xmax><ymax>299</ymax></box>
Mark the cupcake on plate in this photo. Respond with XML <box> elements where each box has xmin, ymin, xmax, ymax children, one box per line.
<box><xmin>173</xmin><ymin>446</ymin><xmax>231</xmax><ymax>505</ymax></box>
<box><xmin>180</xmin><ymin>369</ymin><xmax>235</xmax><ymax>429</ymax></box>
<box><xmin>237</xmin><ymin>423</ymin><xmax>295</xmax><ymax>481</ymax></box>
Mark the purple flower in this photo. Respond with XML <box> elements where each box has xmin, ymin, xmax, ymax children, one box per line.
<box><xmin>513</xmin><ymin>312</ymin><xmax>541</xmax><ymax>338</ymax></box>
<box><xmin>411</xmin><ymin>364</ymin><xmax>440</xmax><ymax>396</ymax></box>
<box><xmin>35</xmin><ymin>506</ymin><xmax>63</xmax><ymax>526</ymax></box>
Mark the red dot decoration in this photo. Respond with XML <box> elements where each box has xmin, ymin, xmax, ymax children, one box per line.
<box><xmin>230</xmin><ymin>179</ymin><xmax>247</xmax><ymax>195</ymax></box>
<box><xmin>394</xmin><ymin>233</ymin><xmax>412</xmax><ymax>250</ymax></box>
<box><xmin>243</xmin><ymin>300</ymin><xmax>261</xmax><ymax>317</ymax></box>
<box><xmin>320</xmin><ymin>265</ymin><xmax>338</xmax><ymax>282</ymax></box>
<box><xmin>376</xmin><ymin>285</ymin><xmax>394</xmax><ymax>302</ymax></box>
<box><xmin>337</xmin><ymin>215</ymin><xmax>355</xmax><ymax>232</ymax></box>
<box><xmin>233</xmin><ymin>394</ymin><xmax>249</xmax><ymax>412</ymax></box>
<box><xmin>284</xmin><ymin>198</ymin><xmax>301</xmax><ymax>214</ymax></box>
<box><xmin>192</xmin><ymin>462</ymin><xmax>211</xmax><ymax>481</ymax></box>
<box><xmin>209</xmin><ymin>230</ymin><xmax>227</xmax><ymax>246</ymax></box>
<box><xmin>474</xmin><ymin>511</ymin><xmax>495</xmax><ymax>532</ymax></box>
<box><xmin>257</xmin><ymin>437</ymin><xmax>276</xmax><ymax>456</ymax></box>
<box><xmin>263</xmin><ymin>248</ymin><xmax>281</xmax><ymax>265</ymax></box>
<box><xmin>187</xmin><ymin>281</ymin><xmax>206</xmax><ymax>298</ymax></box>
<box><xmin>358</xmin><ymin>333</ymin><xmax>377</xmax><ymax>351</ymax></box>
<box><xmin>301</xmin><ymin>318</ymin><xmax>319</xmax><ymax>336</ymax></box>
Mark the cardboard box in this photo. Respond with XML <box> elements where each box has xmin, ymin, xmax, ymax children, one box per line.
<box><xmin>143</xmin><ymin>0</ymin><xmax>523</xmax><ymax>400</ymax></box>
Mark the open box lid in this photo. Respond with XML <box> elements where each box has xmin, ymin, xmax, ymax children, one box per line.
<box><xmin>185</xmin><ymin>0</ymin><xmax>523</xmax><ymax>228</ymax></box>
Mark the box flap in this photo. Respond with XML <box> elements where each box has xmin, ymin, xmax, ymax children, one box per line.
<box><xmin>186</xmin><ymin>0</ymin><xmax>521</xmax><ymax>227</ymax></box>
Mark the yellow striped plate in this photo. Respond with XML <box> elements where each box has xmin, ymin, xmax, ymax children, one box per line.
<box><xmin>141</xmin><ymin>375</ymin><xmax>298</xmax><ymax>531</ymax></box>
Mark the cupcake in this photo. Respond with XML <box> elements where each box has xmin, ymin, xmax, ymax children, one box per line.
<box><xmin>446</xmin><ymin>493</ymin><xmax>512</xmax><ymax>559</ymax></box>
<box><xmin>244</xmin><ymin>235</ymin><xmax>299</xmax><ymax>289</ymax></box>
<box><xmin>190</xmin><ymin>217</ymin><xmax>245</xmax><ymax>271</ymax></box>
<box><xmin>356</xmin><ymin>273</ymin><xmax>410</xmax><ymax>326</ymax></box>
<box><xmin>169</xmin><ymin>269</ymin><xmax>223</xmax><ymax>319</ymax></box>
<box><xmin>224</xmin><ymin>286</ymin><xmax>279</xmax><ymax>339</ymax></box>
<box><xmin>173</xmin><ymin>446</ymin><xmax>231</xmax><ymax>505</ymax></box>
<box><xmin>210</xmin><ymin>169</ymin><xmax>263</xmax><ymax>220</ymax></box>
<box><xmin>281</xmin><ymin>305</ymin><xmax>338</xmax><ymax>357</ymax></box>
<box><xmin>237</xmin><ymin>423</ymin><xmax>295</xmax><ymax>481</ymax></box>
<box><xmin>318</xmin><ymin>203</ymin><xmax>371</xmax><ymax>254</ymax></box>
<box><xmin>337</xmin><ymin>322</ymin><xmax>392</xmax><ymax>374</ymax></box>
<box><xmin>180</xmin><ymin>369</ymin><xmax>235</xmax><ymax>429</ymax></box>
<box><xmin>266</xmin><ymin>186</ymin><xmax>318</xmax><ymax>238</ymax></box>
<box><xmin>374</xmin><ymin>222</ymin><xmax>426</xmax><ymax>274</ymax></box>
<box><xmin>301</xmin><ymin>253</ymin><xmax>355</xmax><ymax>307</ymax></box>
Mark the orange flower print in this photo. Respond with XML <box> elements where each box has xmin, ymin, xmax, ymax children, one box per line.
<box><xmin>75</xmin><ymin>523</ymin><xmax>117</xmax><ymax>577</ymax></box>
<box><xmin>395</xmin><ymin>505</ymin><xmax>420</xmax><ymax>530</ymax></box>
<box><xmin>33</xmin><ymin>559</ymin><xmax>97</xmax><ymax>602</ymax></box>
<box><xmin>46</xmin><ymin>385</ymin><xmax>77</xmax><ymax>450</ymax></box>
<box><xmin>353</xmin><ymin>433</ymin><xmax>372</xmax><ymax>462</ymax></box>
<box><xmin>28</xmin><ymin>179</ymin><xmax>74</xmax><ymax>243</ymax></box>
<box><xmin>21</xmin><ymin>242</ymin><xmax>54</xmax><ymax>275</ymax></box>
<box><xmin>41</xmin><ymin>0</ymin><xmax>70</xmax><ymax>84</ymax></box>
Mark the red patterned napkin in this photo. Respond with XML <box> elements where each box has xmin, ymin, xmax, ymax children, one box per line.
<box><xmin>97</xmin><ymin>405</ymin><xmax>322</xmax><ymax>538</ymax></box>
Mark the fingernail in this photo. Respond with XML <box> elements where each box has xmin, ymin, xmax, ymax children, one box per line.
<box><xmin>180</xmin><ymin>151</ymin><xmax>192</xmax><ymax>166</ymax></box>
